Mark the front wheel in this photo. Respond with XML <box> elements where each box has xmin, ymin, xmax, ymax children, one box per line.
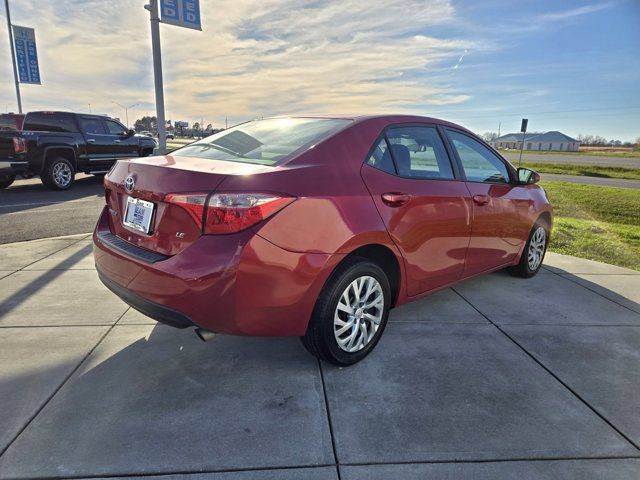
<box><xmin>507</xmin><ymin>223</ymin><xmax>548</xmax><ymax>278</ymax></box>
<box><xmin>0</xmin><ymin>173</ymin><xmax>15</xmax><ymax>189</ymax></box>
<box><xmin>301</xmin><ymin>257</ymin><xmax>391</xmax><ymax>366</ymax></box>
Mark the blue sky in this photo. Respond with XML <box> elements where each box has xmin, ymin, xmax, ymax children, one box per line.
<box><xmin>1</xmin><ymin>0</ymin><xmax>639</xmax><ymax>140</ymax></box>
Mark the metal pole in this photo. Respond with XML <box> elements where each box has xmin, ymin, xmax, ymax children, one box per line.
<box><xmin>4</xmin><ymin>0</ymin><xmax>22</xmax><ymax>113</ymax></box>
<box><xmin>146</xmin><ymin>0</ymin><xmax>166</xmax><ymax>153</ymax></box>
<box><xmin>518</xmin><ymin>130</ymin><xmax>526</xmax><ymax>167</ymax></box>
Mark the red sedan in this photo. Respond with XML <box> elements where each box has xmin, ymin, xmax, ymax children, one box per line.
<box><xmin>94</xmin><ymin>115</ymin><xmax>552</xmax><ymax>365</ymax></box>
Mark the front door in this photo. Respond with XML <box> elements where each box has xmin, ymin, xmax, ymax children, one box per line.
<box><xmin>102</xmin><ymin>118</ymin><xmax>139</xmax><ymax>159</ymax></box>
<box><xmin>445</xmin><ymin>129</ymin><xmax>529</xmax><ymax>277</ymax></box>
<box><xmin>361</xmin><ymin>125</ymin><xmax>472</xmax><ymax>296</ymax></box>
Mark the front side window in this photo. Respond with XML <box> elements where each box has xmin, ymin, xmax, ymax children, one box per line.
<box><xmin>448</xmin><ymin>130</ymin><xmax>510</xmax><ymax>183</ymax></box>
<box><xmin>175</xmin><ymin>117</ymin><xmax>351</xmax><ymax>165</ymax></box>
<box><xmin>104</xmin><ymin>119</ymin><xmax>127</xmax><ymax>135</ymax></box>
<box><xmin>384</xmin><ymin>126</ymin><xmax>454</xmax><ymax>179</ymax></box>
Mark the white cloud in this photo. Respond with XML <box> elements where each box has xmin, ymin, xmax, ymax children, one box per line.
<box><xmin>0</xmin><ymin>0</ymin><xmax>474</xmax><ymax>125</ymax></box>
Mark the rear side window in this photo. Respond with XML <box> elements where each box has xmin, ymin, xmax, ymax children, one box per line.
<box><xmin>385</xmin><ymin>126</ymin><xmax>454</xmax><ymax>179</ymax></box>
<box><xmin>23</xmin><ymin>112</ymin><xmax>78</xmax><ymax>133</ymax></box>
<box><xmin>79</xmin><ymin>117</ymin><xmax>106</xmax><ymax>134</ymax></box>
<box><xmin>448</xmin><ymin>130</ymin><xmax>510</xmax><ymax>184</ymax></box>
<box><xmin>366</xmin><ymin>138</ymin><xmax>395</xmax><ymax>174</ymax></box>
<box><xmin>175</xmin><ymin>118</ymin><xmax>351</xmax><ymax>165</ymax></box>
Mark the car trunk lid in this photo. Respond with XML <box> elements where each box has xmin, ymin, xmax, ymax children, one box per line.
<box><xmin>104</xmin><ymin>154</ymin><xmax>276</xmax><ymax>256</ymax></box>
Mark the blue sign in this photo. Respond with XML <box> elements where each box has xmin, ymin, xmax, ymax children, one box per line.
<box><xmin>160</xmin><ymin>0</ymin><xmax>201</xmax><ymax>30</ymax></box>
<box><xmin>13</xmin><ymin>25</ymin><xmax>41</xmax><ymax>84</ymax></box>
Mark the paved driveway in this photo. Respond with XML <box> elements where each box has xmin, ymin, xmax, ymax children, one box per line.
<box><xmin>0</xmin><ymin>235</ymin><xmax>639</xmax><ymax>479</ymax></box>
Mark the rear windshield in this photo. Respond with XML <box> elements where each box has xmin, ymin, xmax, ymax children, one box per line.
<box><xmin>0</xmin><ymin>114</ymin><xmax>21</xmax><ymax>131</ymax></box>
<box><xmin>174</xmin><ymin>118</ymin><xmax>351</xmax><ymax>165</ymax></box>
<box><xmin>23</xmin><ymin>112</ymin><xmax>78</xmax><ymax>133</ymax></box>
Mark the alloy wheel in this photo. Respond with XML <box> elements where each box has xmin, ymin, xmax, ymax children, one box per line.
<box><xmin>52</xmin><ymin>162</ymin><xmax>72</xmax><ymax>188</ymax></box>
<box><xmin>527</xmin><ymin>226</ymin><xmax>546</xmax><ymax>271</ymax></box>
<box><xmin>334</xmin><ymin>275</ymin><xmax>384</xmax><ymax>353</ymax></box>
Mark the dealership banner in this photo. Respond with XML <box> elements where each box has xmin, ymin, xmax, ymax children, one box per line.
<box><xmin>13</xmin><ymin>25</ymin><xmax>41</xmax><ymax>84</ymax></box>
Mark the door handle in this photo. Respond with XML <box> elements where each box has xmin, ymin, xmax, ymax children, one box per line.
<box><xmin>382</xmin><ymin>192</ymin><xmax>411</xmax><ymax>207</ymax></box>
<box><xmin>87</xmin><ymin>139</ymin><xmax>95</xmax><ymax>143</ymax></box>
<box><xmin>472</xmin><ymin>194</ymin><xmax>490</xmax><ymax>205</ymax></box>
<box><xmin>114</xmin><ymin>139</ymin><xmax>121</xmax><ymax>143</ymax></box>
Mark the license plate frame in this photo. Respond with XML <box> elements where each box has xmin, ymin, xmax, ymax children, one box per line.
<box><xmin>123</xmin><ymin>196</ymin><xmax>155</xmax><ymax>234</ymax></box>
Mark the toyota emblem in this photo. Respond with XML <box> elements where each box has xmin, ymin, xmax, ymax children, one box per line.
<box><xmin>124</xmin><ymin>175</ymin><xmax>135</xmax><ymax>193</ymax></box>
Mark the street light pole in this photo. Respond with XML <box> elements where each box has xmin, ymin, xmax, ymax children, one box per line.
<box><xmin>112</xmin><ymin>101</ymin><xmax>139</xmax><ymax>128</ymax></box>
<box><xmin>145</xmin><ymin>0</ymin><xmax>166</xmax><ymax>153</ymax></box>
<box><xmin>4</xmin><ymin>0</ymin><xmax>22</xmax><ymax>113</ymax></box>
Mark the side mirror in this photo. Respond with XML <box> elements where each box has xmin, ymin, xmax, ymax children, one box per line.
<box><xmin>517</xmin><ymin>167</ymin><xmax>540</xmax><ymax>185</ymax></box>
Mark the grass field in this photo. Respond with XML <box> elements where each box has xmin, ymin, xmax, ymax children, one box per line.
<box><xmin>542</xmin><ymin>182</ymin><xmax>640</xmax><ymax>271</ymax></box>
<box><xmin>498</xmin><ymin>148</ymin><xmax>640</xmax><ymax>158</ymax></box>
<box><xmin>523</xmin><ymin>162</ymin><xmax>640</xmax><ymax>180</ymax></box>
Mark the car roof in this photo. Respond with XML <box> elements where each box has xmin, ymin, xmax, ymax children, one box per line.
<box><xmin>264</xmin><ymin>114</ymin><xmax>473</xmax><ymax>134</ymax></box>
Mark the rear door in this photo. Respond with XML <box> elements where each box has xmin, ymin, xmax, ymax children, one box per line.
<box><xmin>444</xmin><ymin>129</ymin><xmax>529</xmax><ymax>277</ymax></box>
<box><xmin>361</xmin><ymin>124</ymin><xmax>472</xmax><ymax>296</ymax></box>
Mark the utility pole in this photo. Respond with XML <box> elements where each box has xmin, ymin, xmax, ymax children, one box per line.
<box><xmin>145</xmin><ymin>0</ymin><xmax>166</xmax><ymax>153</ymax></box>
<box><xmin>4</xmin><ymin>0</ymin><xmax>22</xmax><ymax>113</ymax></box>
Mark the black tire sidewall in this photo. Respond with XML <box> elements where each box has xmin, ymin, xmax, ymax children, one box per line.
<box><xmin>0</xmin><ymin>173</ymin><xmax>16</xmax><ymax>189</ymax></box>
<box><xmin>317</xmin><ymin>260</ymin><xmax>391</xmax><ymax>366</ymax></box>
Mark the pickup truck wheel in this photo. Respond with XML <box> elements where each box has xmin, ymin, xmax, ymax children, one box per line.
<box><xmin>0</xmin><ymin>173</ymin><xmax>16</xmax><ymax>189</ymax></box>
<box><xmin>42</xmin><ymin>157</ymin><xmax>75</xmax><ymax>190</ymax></box>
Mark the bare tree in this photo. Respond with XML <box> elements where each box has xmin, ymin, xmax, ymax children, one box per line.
<box><xmin>482</xmin><ymin>132</ymin><xmax>498</xmax><ymax>142</ymax></box>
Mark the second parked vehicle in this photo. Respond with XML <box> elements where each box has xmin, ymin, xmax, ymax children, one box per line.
<box><xmin>0</xmin><ymin>111</ymin><xmax>157</xmax><ymax>190</ymax></box>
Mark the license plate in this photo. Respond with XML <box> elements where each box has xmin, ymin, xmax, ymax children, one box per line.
<box><xmin>123</xmin><ymin>196</ymin><xmax>155</xmax><ymax>234</ymax></box>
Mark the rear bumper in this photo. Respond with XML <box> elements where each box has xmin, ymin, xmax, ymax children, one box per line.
<box><xmin>0</xmin><ymin>160</ymin><xmax>28</xmax><ymax>176</ymax></box>
<box><xmin>93</xmin><ymin>206</ymin><xmax>342</xmax><ymax>336</ymax></box>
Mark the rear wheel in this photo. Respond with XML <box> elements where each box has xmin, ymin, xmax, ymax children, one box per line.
<box><xmin>42</xmin><ymin>157</ymin><xmax>75</xmax><ymax>190</ymax></box>
<box><xmin>507</xmin><ymin>223</ymin><xmax>548</xmax><ymax>278</ymax></box>
<box><xmin>301</xmin><ymin>257</ymin><xmax>391</xmax><ymax>366</ymax></box>
<box><xmin>0</xmin><ymin>173</ymin><xmax>15</xmax><ymax>189</ymax></box>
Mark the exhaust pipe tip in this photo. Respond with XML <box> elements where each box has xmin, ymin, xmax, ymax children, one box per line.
<box><xmin>195</xmin><ymin>327</ymin><xmax>217</xmax><ymax>342</ymax></box>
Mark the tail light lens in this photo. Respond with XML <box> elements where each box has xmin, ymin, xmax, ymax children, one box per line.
<box><xmin>13</xmin><ymin>137</ymin><xmax>27</xmax><ymax>154</ymax></box>
<box><xmin>165</xmin><ymin>192</ymin><xmax>295</xmax><ymax>234</ymax></box>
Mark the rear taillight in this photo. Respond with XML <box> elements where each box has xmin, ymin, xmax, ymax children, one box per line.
<box><xmin>165</xmin><ymin>192</ymin><xmax>295</xmax><ymax>234</ymax></box>
<box><xmin>13</xmin><ymin>137</ymin><xmax>27</xmax><ymax>154</ymax></box>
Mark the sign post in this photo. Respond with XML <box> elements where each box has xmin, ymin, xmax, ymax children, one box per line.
<box><xmin>145</xmin><ymin>0</ymin><xmax>201</xmax><ymax>154</ymax></box>
<box><xmin>3</xmin><ymin>0</ymin><xmax>22</xmax><ymax>113</ymax></box>
<box><xmin>518</xmin><ymin>118</ymin><xmax>528</xmax><ymax>167</ymax></box>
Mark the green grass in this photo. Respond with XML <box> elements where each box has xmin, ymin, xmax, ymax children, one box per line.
<box><xmin>523</xmin><ymin>162</ymin><xmax>640</xmax><ymax>180</ymax></box>
<box><xmin>542</xmin><ymin>181</ymin><xmax>640</xmax><ymax>270</ymax></box>
<box><xmin>498</xmin><ymin>148</ymin><xmax>640</xmax><ymax>158</ymax></box>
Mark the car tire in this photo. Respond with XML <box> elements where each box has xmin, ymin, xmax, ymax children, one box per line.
<box><xmin>507</xmin><ymin>222</ymin><xmax>548</xmax><ymax>278</ymax></box>
<box><xmin>42</xmin><ymin>157</ymin><xmax>75</xmax><ymax>190</ymax></box>
<box><xmin>301</xmin><ymin>256</ymin><xmax>391</xmax><ymax>366</ymax></box>
<box><xmin>0</xmin><ymin>173</ymin><xmax>16</xmax><ymax>189</ymax></box>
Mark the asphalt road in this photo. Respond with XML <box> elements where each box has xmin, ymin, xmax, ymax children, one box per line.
<box><xmin>0</xmin><ymin>174</ymin><xmax>105</xmax><ymax>244</ymax></box>
<box><xmin>503</xmin><ymin>152</ymin><xmax>640</xmax><ymax>168</ymax></box>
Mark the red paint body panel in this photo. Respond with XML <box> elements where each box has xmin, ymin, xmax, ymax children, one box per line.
<box><xmin>94</xmin><ymin>114</ymin><xmax>553</xmax><ymax>337</ymax></box>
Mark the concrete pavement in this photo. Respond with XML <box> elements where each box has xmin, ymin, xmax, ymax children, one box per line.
<box><xmin>0</xmin><ymin>237</ymin><xmax>639</xmax><ymax>479</ymax></box>
<box><xmin>540</xmin><ymin>173</ymin><xmax>640</xmax><ymax>189</ymax></box>
<box><xmin>503</xmin><ymin>152</ymin><xmax>640</xmax><ymax>168</ymax></box>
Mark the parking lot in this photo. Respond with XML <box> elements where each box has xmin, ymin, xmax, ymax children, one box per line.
<box><xmin>0</xmin><ymin>233</ymin><xmax>638</xmax><ymax>479</ymax></box>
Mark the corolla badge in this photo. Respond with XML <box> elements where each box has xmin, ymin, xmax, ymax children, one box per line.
<box><xmin>124</xmin><ymin>175</ymin><xmax>135</xmax><ymax>193</ymax></box>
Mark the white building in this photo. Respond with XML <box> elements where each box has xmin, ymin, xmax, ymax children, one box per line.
<box><xmin>491</xmin><ymin>131</ymin><xmax>580</xmax><ymax>151</ymax></box>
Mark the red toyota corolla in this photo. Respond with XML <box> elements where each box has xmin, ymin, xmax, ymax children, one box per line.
<box><xmin>94</xmin><ymin>115</ymin><xmax>552</xmax><ymax>365</ymax></box>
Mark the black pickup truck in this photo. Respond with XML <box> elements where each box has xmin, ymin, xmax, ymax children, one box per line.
<box><xmin>0</xmin><ymin>111</ymin><xmax>157</xmax><ymax>190</ymax></box>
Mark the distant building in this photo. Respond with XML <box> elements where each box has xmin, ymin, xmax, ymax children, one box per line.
<box><xmin>491</xmin><ymin>131</ymin><xmax>580</xmax><ymax>151</ymax></box>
